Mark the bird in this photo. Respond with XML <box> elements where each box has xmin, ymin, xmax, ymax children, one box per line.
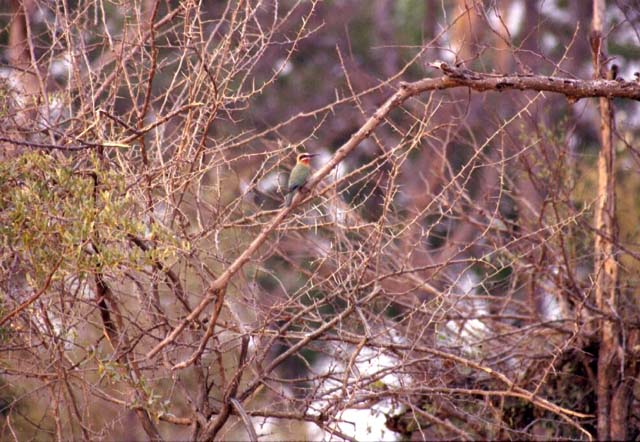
<box><xmin>284</xmin><ymin>152</ymin><xmax>318</xmax><ymax>206</ymax></box>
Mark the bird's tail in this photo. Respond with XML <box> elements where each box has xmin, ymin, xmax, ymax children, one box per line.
<box><xmin>284</xmin><ymin>192</ymin><xmax>293</xmax><ymax>207</ymax></box>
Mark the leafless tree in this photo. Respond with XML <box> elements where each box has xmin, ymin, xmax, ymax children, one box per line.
<box><xmin>1</xmin><ymin>1</ymin><xmax>640</xmax><ymax>440</ymax></box>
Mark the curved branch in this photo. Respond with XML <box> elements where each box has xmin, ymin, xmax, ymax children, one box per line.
<box><xmin>147</xmin><ymin>62</ymin><xmax>640</xmax><ymax>359</ymax></box>
<box><xmin>424</xmin><ymin>61</ymin><xmax>640</xmax><ymax>100</ymax></box>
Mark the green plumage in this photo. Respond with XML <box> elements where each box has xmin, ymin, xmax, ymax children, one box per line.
<box><xmin>284</xmin><ymin>162</ymin><xmax>312</xmax><ymax>206</ymax></box>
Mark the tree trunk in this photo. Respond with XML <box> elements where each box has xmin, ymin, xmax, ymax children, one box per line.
<box><xmin>591</xmin><ymin>0</ymin><xmax>622</xmax><ymax>439</ymax></box>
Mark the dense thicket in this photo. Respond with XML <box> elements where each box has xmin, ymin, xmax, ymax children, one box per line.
<box><xmin>1</xmin><ymin>1</ymin><xmax>639</xmax><ymax>440</ymax></box>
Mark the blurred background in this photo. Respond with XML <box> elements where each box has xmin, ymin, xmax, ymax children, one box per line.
<box><xmin>1</xmin><ymin>0</ymin><xmax>640</xmax><ymax>440</ymax></box>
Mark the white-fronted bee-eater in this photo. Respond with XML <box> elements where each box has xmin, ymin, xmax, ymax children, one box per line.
<box><xmin>284</xmin><ymin>153</ymin><xmax>318</xmax><ymax>206</ymax></box>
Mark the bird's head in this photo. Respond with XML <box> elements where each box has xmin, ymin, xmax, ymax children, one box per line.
<box><xmin>296</xmin><ymin>152</ymin><xmax>317</xmax><ymax>165</ymax></box>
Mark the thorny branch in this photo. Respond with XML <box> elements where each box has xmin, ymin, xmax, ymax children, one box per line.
<box><xmin>4</xmin><ymin>1</ymin><xmax>640</xmax><ymax>440</ymax></box>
